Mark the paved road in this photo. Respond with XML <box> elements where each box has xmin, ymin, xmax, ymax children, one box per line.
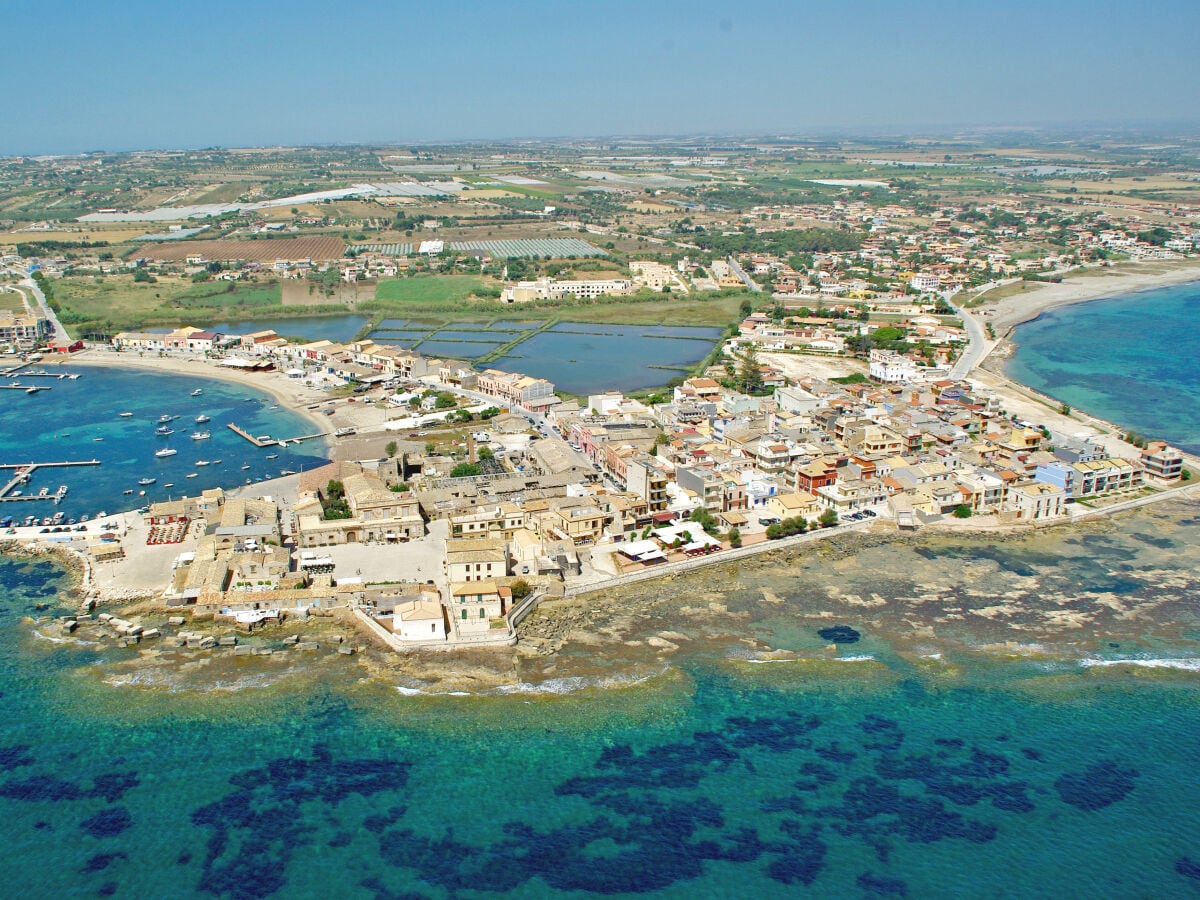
<box><xmin>21</xmin><ymin>271</ymin><xmax>69</xmax><ymax>342</ymax></box>
<box><xmin>948</xmin><ymin>299</ymin><xmax>989</xmax><ymax>380</ymax></box>
<box><xmin>726</xmin><ymin>255</ymin><xmax>762</xmax><ymax>292</ymax></box>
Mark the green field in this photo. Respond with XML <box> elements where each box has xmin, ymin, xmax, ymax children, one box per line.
<box><xmin>367</xmin><ymin>275</ymin><xmax>748</xmax><ymax>329</ymax></box>
<box><xmin>373</xmin><ymin>275</ymin><xmax>500</xmax><ymax>308</ymax></box>
<box><xmin>52</xmin><ymin>276</ymin><xmax>284</xmax><ymax>334</ymax></box>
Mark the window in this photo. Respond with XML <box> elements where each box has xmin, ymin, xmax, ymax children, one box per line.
<box><xmin>461</xmin><ymin>609</ymin><xmax>467</xmax><ymax>620</ymax></box>
<box><xmin>479</xmin><ymin>608</ymin><xmax>486</xmax><ymax>619</ymax></box>
<box><xmin>431</xmin><ymin>623</ymin><xmax>437</xmax><ymax>633</ymax></box>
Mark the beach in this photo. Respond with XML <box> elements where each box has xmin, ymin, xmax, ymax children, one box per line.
<box><xmin>980</xmin><ymin>260</ymin><xmax>1200</xmax><ymax>334</ymax></box>
<box><xmin>57</xmin><ymin>349</ymin><xmax>336</xmax><ymax>436</ymax></box>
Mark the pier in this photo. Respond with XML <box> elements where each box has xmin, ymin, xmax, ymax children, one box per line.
<box><xmin>0</xmin><ymin>459</ymin><xmax>100</xmax><ymax>503</ymax></box>
<box><xmin>0</xmin><ymin>384</ymin><xmax>49</xmax><ymax>393</ymax></box>
<box><xmin>227</xmin><ymin>423</ymin><xmax>330</xmax><ymax>448</ymax></box>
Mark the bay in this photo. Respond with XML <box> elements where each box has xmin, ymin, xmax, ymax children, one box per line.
<box><xmin>0</xmin><ymin>366</ymin><xmax>328</xmax><ymax>519</ymax></box>
<box><xmin>1006</xmin><ymin>280</ymin><xmax>1200</xmax><ymax>453</ymax></box>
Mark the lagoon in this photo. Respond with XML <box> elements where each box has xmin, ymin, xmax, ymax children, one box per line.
<box><xmin>208</xmin><ymin>315</ymin><xmax>368</xmax><ymax>343</ymax></box>
<box><xmin>490</xmin><ymin>322</ymin><xmax>722</xmax><ymax>394</ymax></box>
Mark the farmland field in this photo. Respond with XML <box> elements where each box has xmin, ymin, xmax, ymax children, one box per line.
<box><xmin>134</xmin><ymin>236</ymin><xmax>345</xmax><ymax>262</ymax></box>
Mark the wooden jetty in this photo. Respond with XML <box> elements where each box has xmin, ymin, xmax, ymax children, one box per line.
<box><xmin>0</xmin><ymin>384</ymin><xmax>49</xmax><ymax>393</ymax></box>
<box><xmin>0</xmin><ymin>459</ymin><xmax>99</xmax><ymax>503</ymax></box>
<box><xmin>227</xmin><ymin>423</ymin><xmax>330</xmax><ymax>448</ymax></box>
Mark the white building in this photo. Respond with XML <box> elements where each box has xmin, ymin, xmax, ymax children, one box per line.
<box><xmin>869</xmin><ymin>349</ymin><xmax>919</xmax><ymax>384</ymax></box>
<box><xmin>910</xmin><ymin>272</ymin><xmax>940</xmax><ymax>292</ymax></box>
<box><xmin>501</xmin><ymin>278</ymin><xmax>632</xmax><ymax>303</ymax></box>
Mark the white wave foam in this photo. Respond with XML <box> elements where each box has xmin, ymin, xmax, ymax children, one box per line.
<box><xmin>835</xmin><ymin>655</ymin><xmax>876</xmax><ymax>662</ymax></box>
<box><xmin>1080</xmin><ymin>657</ymin><xmax>1200</xmax><ymax>671</ymax></box>
<box><xmin>396</xmin><ymin>666</ymin><xmax>669</xmax><ymax>698</ymax></box>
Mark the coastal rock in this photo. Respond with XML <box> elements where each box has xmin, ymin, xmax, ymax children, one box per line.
<box><xmin>218</xmin><ymin>636</ymin><xmax>238</xmax><ymax>647</ymax></box>
<box><xmin>338</xmin><ymin>645</ymin><xmax>355</xmax><ymax>655</ymax></box>
<box><xmin>299</xmin><ymin>642</ymin><xmax>320</xmax><ymax>652</ymax></box>
<box><xmin>234</xmin><ymin>646</ymin><xmax>253</xmax><ymax>656</ymax></box>
<box><xmin>197</xmin><ymin>636</ymin><xmax>217</xmax><ymax>650</ymax></box>
<box><xmin>141</xmin><ymin>628</ymin><xmax>160</xmax><ymax>640</ymax></box>
<box><xmin>167</xmin><ymin>616</ymin><xmax>186</xmax><ymax>627</ymax></box>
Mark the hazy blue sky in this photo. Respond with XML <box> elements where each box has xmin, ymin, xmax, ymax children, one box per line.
<box><xmin>5</xmin><ymin>0</ymin><xmax>1197</xmax><ymax>153</ymax></box>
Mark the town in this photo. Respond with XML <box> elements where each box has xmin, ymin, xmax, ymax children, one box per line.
<box><xmin>1</xmin><ymin>137</ymin><xmax>1198</xmax><ymax>652</ymax></box>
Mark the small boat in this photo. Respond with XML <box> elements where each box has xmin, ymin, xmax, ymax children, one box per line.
<box><xmin>123</xmin><ymin>489</ymin><xmax>133</xmax><ymax>495</ymax></box>
<box><xmin>93</xmin><ymin>437</ymin><xmax>104</xmax><ymax>442</ymax></box>
<box><xmin>138</xmin><ymin>490</ymin><xmax>146</xmax><ymax>496</ymax></box>
<box><xmin>157</xmin><ymin>414</ymin><xmax>172</xmax><ymax>423</ymax></box>
<box><xmin>191</xmin><ymin>431</ymin><xmax>210</xmax><ymax>440</ymax></box>
<box><xmin>156</xmin><ymin>426</ymin><xmax>174</xmax><ymax>436</ymax></box>
<box><xmin>265</xmin><ymin>454</ymin><xmax>278</xmax><ymax>460</ymax></box>
<box><xmin>245</xmin><ymin>478</ymin><xmax>252</xmax><ymax>484</ymax></box>
<box><xmin>186</xmin><ymin>473</ymin><xmax>198</xmax><ymax>479</ymax></box>
<box><xmin>195</xmin><ymin>414</ymin><xmax>210</xmax><ymax>424</ymax></box>
<box><xmin>191</xmin><ymin>389</ymin><xmax>202</xmax><ymax>397</ymax></box>
<box><xmin>155</xmin><ymin>448</ymin><xmax>177</xmax><ymax>458</ymax></box>
<box><xmin>240</xmin><ymin>465</ymin><xmax>251</xmax><ymax>470</ymax></box>
<box><xmin>212</xmin><ymin>459</ymin><xmax>222</xmax><ymax>465</ymax></box>
<box><xmin>163</xmin><ymin>483</ymin><xmax>174</xmax><ymax>489</ymax></box>
<box><xmin>119</xmin><ymin>412</ymin><xmax>133</xmax><ymax>418</ymax></box>
<box><xmin>138</xmin><ymin>477</ymin><xmax>156</xmax><ymax>486</ymax></box>
<box><xmin>195</xmin><ymin>460</ymin><xmax>210</xmax><ymax>467</ymax></box>
<box><xmin>280</xmin><ymin>469</ymin><xmax>296</xmax><ymax>476</ymax></box>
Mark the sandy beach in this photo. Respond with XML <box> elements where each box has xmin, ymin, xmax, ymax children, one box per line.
<box><xmin>981</xmin><ymin>261</ymin><xmax>1200</xmax><ymax>335</ymax></box>
<box><xmin>56</xmin><ymin>349</ymin><xmax>336</xmax><ymax>435</ymax></box>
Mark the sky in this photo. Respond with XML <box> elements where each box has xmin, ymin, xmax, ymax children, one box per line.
<box><xmin>4</xmin><ymin>0</ymin><xmax>1198</xmax><ymax>154</ymax></box>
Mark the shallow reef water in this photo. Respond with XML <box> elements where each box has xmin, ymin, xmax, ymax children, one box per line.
<box><xmin>3</xmin><ymin>498</ymin><xmax>1200</xmax><ymax>897</ymax></box>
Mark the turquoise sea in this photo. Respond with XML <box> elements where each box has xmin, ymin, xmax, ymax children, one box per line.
<box><xmin>0</xmin><ymin>366</ymin><xmax>328</xmax><ymax>519</ymax></box>
<box><xmin>1</xmin><ymin>339</ymin><xmax>1199</xmax><ymax>896</ymax></box>
<box><xmin>1007</xmin><ymin>280</ymin><xmax>1200</xmax><ymax>453</ymax></box>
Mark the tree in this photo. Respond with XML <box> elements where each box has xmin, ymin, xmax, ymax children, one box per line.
<box><xmin>385</xmin><ymin>440</ymin><xmax>398</xmax><ymax>458</ymax></box>
<box><xmin>727</xmin><ymin>527</ymin><xmax>742</xmax><ymax>548</ymax></box>
<box><xmin>478</xmin><ymin>446</ymin><xmax>494</xmax><ymax>461</ymax></box>
<box><xmin>736</xmin><ymin>345</ymin><xmax>764</xmax><ymax>395</ymax></box>
<box><xmin>450</xmin><ymin>462</ymin><xmax>481</xmax><ymax>478</ymax></box>
<box><xmin>818</xmin><ymin>509</ymin><xmax>839</xmax><ymax>528</ymax></box>
<box><xmin>952</xmin><ymin>504</ymin><xmax>973</xmax><ymax>519</ymax></box>
<box><xmin>510</xmin><ymin>579</ymin><xmax>533</xmax><ymax>600</ymax></box>
<box><xmin>1059</xmin><ymin>402</ymin><xmax>1071</xmax><ymax>416</ymax></box>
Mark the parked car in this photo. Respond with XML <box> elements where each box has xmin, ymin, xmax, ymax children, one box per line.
<box><xmin>758</xmin><ymin>517</ymin><xmax>781</xmax><ymax>526</ymax></box>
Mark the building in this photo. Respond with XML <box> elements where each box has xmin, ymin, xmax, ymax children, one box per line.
<box><xmin>0</xmin><ymin>310</ymin><xmax>50</xmax><ymax>348</ymax></box>
<box><xmin>1009</xmin><ymin>482</ymin><xmax>1066</xmax><ymax>521</ymax></box>
<box><xmin>295</xmin><ymin>465</ymin><xmax>424</xmax><ymax>546</ymax></box>
<box><xmin>625</xmin><ymin>455</ymin><xmax>670</xmax><ymax>512</ymax></box>
<box><xmin>869</xmin><ymin>349</ymin><xmax>919</xmax><ymax>384</ymax></box>
<box><xmin>445</xmin><ymin>537</ymin><xmax>509</xmax><ymax>583</ymax></box>
<box><xmin>477</xmin><ymin>369</ymin><xmax>557</xmax><ymax>411</ymax></box>
<box><xmin>501</xmin><ymin>278</ymin><xmax>632</xmax><ymax>303</ymax></box>
<box><xmin>630</xmin><ymin>261</ymin><xmax>676</xmax><ymax>291</ymax></box>
<box><xmin>447</xmin><ymin>503</ymin><xmax>526</xmax><ymax>540</ymax></box>
<box><xmin>449</xmin><ymin>580</ymin><xmax>510</xmax><ymax>630</ymax></box>
<box><xmin>1140</xmin><ymin>442</ymin><xmax>1184</xmax><ymax>481</ymax></box>
<box><xmin>910</xmin><ymin>272</ymin><xmax>941</xmax><ymax>292</ymax></box>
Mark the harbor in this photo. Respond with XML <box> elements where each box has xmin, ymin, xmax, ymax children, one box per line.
<box><xmin>0</xmin><ymin>460</ymin><xmax>101</xmax><ymax>503</ymax></box>
<box><xmin>227</xmin><ymin>422</ymin><xmax>330</xmax><ymax>448</ymax></box>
